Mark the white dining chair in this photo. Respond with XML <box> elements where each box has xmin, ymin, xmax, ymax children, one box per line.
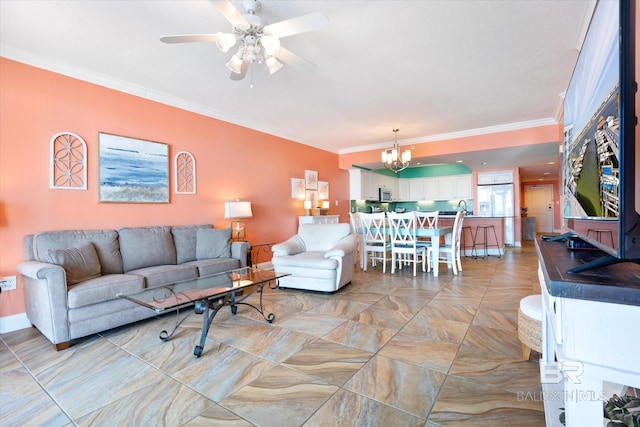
<box><xmin>415</xmin><ymin>210</ymin><xmax>439</xmax><ymax>249</ymax></box>
<box><xmin>387</xmin><ymin>211</ymin><xmax>426</xmax><ymax>276</ymax></box>
<box><xmin>358</xmin><ymin>212</ymin><xmax>391</xmax><ymax>273</ymax></box>
<box><xmin>428</xmin><ymin>210</ymin><xmax>465</xmax><ymax>275</ymax></box>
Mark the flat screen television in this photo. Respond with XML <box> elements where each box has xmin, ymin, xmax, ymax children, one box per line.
<box><xmin>561</xmin><ymin>0</ymin><xmax>640</xmax><ymax>274</ymax></box>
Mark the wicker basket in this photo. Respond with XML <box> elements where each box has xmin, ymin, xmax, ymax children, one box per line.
<box><xmin>518</xmin><ymin>307</ymin><xmax>542</xmax><ymax>354</ymax></box>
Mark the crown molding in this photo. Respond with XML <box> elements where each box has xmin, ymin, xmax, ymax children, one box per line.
<box><xmin>339</xmin><ymin>118</ymin><xmax>559</xmax><ymax>155</ymax></box>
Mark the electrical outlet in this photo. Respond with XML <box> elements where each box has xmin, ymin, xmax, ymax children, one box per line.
<box><xmin>0</xmin><ymin>276</ymin><xmax>17</xmax><ymax>291</ymax></box>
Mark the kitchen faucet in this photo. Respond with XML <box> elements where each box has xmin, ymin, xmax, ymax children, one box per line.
<box><xmin>457</xmin><ymin>199</ymin><xmax>467</xmax><ymax>212</ymax></box>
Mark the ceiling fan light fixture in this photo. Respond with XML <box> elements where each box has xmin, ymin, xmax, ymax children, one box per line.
<box><xmin>265</xmin><ymin>56</ymin><xmax>282</xmax><ymax>74</ymax></box>
<box><xmin>260</xmin><ymin>35</ymin><xmax>281</xmax><ymax>56</ymax></box>
<box><xmin>215</xmin><ymin>32</ymin><xmax>237</xmax><ymax>52</ymax></box>
<box><xmin>226</xmin><ymin>53</ymin><xmax>244</xmax><ymax>74</ymax></box>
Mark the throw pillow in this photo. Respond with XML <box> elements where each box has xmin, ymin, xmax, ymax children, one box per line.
<box><xmin>196</xmin><ymin>228</ymin><xmax>231</xmax><ymax>260</ymax></box>
<box><xmin>47</xmin><ymin>242</ymin><xmax>102</xmax><ymax>285</ymax></box>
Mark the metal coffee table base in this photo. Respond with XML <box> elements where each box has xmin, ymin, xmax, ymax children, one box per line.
<box><xmin>159</xmin><ymin>280</ymin><xmax>277</xmax><ymax>358</ymax></box>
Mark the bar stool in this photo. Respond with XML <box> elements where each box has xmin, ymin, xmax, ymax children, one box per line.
<box><xmin>518</xmin><ymin>295</ymin><xmax>542</xmax><ymax>360</ymax></box>
<box><xmin>472</xmin><ymin>224</ymin><xmax>502</xmax><ymax>258</ymax></box>
<box><xmin>587</xmin><ymin>228</ymin><xmax>614</xmax><ymax>247</ymax></box>
<box><xmin>461</xmin><ymin>225</ymin><xmax>473</xmax><ymax>257</ymax></box>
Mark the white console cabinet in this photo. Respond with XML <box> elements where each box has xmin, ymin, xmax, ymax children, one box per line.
<box><xmin>536</xmin><ymin>239</ymin><xmax>640</xmax><ymax>427</ymax></box>
<box><xmin>299</xmin><ymin>215</ymin><xmax>339</xmax><ymax>225</ymax></box>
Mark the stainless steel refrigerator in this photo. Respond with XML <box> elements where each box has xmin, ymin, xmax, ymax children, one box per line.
<box><xmin>477</xmin><ymin>183</ymin><xmax>515</xmax><ymax>245</ymax></box>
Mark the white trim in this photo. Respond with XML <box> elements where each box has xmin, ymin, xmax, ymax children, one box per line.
<box><xmin>0</xmin><ymin>312</ymin><xmax>31</xmax><ymax>334</ymax></box>
<box><xmin>338</xmin><ymin>118</ymin><xmax>558</xmax><ymax>154</ymax></box>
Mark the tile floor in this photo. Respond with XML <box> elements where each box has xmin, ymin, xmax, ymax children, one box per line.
<box><xmin>0</xmin><ymin>242</ymin><xmax>545</xmax><ymax>426</ymax></box>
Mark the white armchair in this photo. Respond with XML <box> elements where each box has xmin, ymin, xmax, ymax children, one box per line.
<box><xmin>271</xmin><ymin>223</ymin><xmax>358</xmax><ymax>293</ymax></box>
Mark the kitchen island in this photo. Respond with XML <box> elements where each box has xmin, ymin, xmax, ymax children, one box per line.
<box><xmin>439</xmin><ymin>215</ymin><xmax>505</xmax><ymax>256</ymax></box>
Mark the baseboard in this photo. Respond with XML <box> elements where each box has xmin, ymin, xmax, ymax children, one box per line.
<box><xmin>0</xmin><ymin>312</ymin><xmax>31</xmax><ymax>334</ymax></box>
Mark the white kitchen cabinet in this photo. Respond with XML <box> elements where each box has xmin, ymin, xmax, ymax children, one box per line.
<box><xmin>438</xmin><ymin>174</ymin><xmax>472</xmax><ymax>199</ymax></box>
<box><xmin>454</xmin><ymin>175</ymin><xmax>472</xmax><ymax>198</ymax></box>
<box><xmin>408</xmin><ymin>178</ymin><xmax>425</xmax><ymax>200</ymax></box>
<box><xmin>349</xmin><ymin>169</ymin><xmax>376</xmax><ymax>200</ymax></box>
<box><xmin>377</xmin><ymin>174</ymin><xmax>399</xmax><ymax>199</ymax></box>
<box><xmin>423</xmin><ymin>177</ymin><xmax>439</xmax><ymax>200</ymax></box>
<box><xmin>437</xmin><ymin>177</ymin><xmax>455</xmax><ymax>199</ymax></box>
<box><xmin>398</xmin><ymin>179</ymin><xmax>410</xmax><ymax>201</ymax></box>
<box><xmin>350</xmin><ymin>169</ymin><xmax>398</xmax><ymax>201</ymax></box>
<box><xmin>477</xmin><ymin>170</ymin><xmax>514</xmax><ymax>185</ymax></box>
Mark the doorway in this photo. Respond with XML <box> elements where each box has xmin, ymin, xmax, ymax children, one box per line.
<box><xmin>524</xmin><ymin>184</ymin><xmax>554</xmax><ymax>234</ymax></box>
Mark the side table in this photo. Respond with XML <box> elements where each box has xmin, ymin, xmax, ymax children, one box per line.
<box><xmin>248</xmin><ymin>243</ymin><xmax>274</xmax><ymax>267</ymax></box>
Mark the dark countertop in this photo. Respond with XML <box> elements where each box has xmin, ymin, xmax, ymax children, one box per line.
<box><xmin>439</xmin><ymin>215</ymin><xmax>506</xmax><ymax>219</ymax></box>
<box><xmin>535</xmin><ymin>237</ymin><xmax>640</xmax><ymax>306</ymax></box>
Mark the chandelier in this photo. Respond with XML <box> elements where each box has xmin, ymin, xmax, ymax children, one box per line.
<box><xmin>215</xmin><ymin>9</ymin><xmax>283</xmax><ymax>76</ymax></box>
<box><xmin>381</xmin><ymin>129</ymin><xmax>411</xmax><ymax>173</ymax></box>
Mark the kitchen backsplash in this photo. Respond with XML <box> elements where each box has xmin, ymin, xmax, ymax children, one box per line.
<box><xmin>351</xmin><ymin>199</ymin><xmax>473</xmax><ymax>214</ymax></box>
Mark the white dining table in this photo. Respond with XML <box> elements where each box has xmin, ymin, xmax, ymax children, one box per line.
<box><xmin>358</xmin><ymin>225</ymin><xmax>453</xmax><ymax>277</ymax></box>
<box><xmin>413</xmin><ymin>226</ymin><xmax>453</xmax><ymax>277</ymax></box>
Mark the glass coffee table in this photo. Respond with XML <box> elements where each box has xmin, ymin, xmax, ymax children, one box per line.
<box><xmin>118</xmin><ymin>267</ymin><xmax>289</xmax><ymax>358</ymax></box>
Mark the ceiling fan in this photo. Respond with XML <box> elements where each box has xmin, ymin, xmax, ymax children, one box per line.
<box><xmin>160</xmin><ymin>0</ymin><xmax>329</xmax><ymax>81</ymax></box>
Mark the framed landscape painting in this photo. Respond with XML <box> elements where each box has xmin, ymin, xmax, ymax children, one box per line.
<box><xmin>99</xmin><ymin>133</ymin><xmax>169</xmax><ymax>203</ymax></box>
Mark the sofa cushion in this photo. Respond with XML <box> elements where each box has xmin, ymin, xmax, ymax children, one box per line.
<box><xmin>184</xmin><ymin>258</ymin><xmax>241</xmax><ymax>277</ymax></box>
<box><xmin>33</xmin><ymin>229</ymin><xmax>123</xmax><ymax>274</ymax></box>
<box><xmin>196</xmin><ymin>228</ymin><xmax>231</xmax><ymax>260</ymax></box>
<box><xmin>47</xmin><ymin>242</ymin><xmax>102</xmax><ymax>285</ymax></box>
<box><xmin>298</xmin><ymin>223</ymin><xmax>352</xmax><ymax>251</ymax></box>
<box><xmin>272</xmin><ymin>251</ymin><xmax>339</xmax><ymax>270</ymax></box>
<box><xmin>171</xmin><ymin>224</ymin><xmax>213</xmax><ymax>264</ymax></box>
<box><xmin>118</xmin><ymin>226</ymin><xmax>177</xmax><ymax>272</ymax></box>
<box><xmin>127</xmin><ymin>264</ymin><xmax>198</xmax><ymax>288</ymax></box>
<box><xmin>67</xmin><ymin>273</ymin><xmax>144</xmax><ymax>309</ymax></box>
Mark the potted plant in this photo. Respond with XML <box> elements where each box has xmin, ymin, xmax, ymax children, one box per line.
<box><xmin>521</xmin><ymin>207</ymin><xmax>529</xmax><ymax>217</ymax></box>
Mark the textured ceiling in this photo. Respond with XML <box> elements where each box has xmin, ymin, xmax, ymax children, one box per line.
<box><xmin>0</xmin><ymin>0</ymin><xmax>596</xmax><ymax>180</ymax></box>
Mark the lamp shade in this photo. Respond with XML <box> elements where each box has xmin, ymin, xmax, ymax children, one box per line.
<box><xmin>224</xmin><ymin>201</ymin><xmax>253</xmax><ymax>219</ymax></box>
<box><xmin>304</xmin><ymin>200</ymin><xmax>312</xmax><ymax>210</ymax></box>
<box><xmin>215</xmin><ymin>32</ymin><xmax>237</xmax><ymax>52</ymax></box>
<box><xmin>226</xmin><ymin>54</ymin><xmax>244</xmax><ymax>74</ymax></box>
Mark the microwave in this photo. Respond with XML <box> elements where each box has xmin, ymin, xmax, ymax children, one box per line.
<box><xmin>379</xmin><ymin>187</ymin><xmax>393</xmax><ymax>202</ymax></box>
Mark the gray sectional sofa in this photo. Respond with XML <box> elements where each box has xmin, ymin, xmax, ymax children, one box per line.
<box><xmin>17</xmin><ymin>224</ymin><xmax>248</xmax><ymax>350</ymax></box>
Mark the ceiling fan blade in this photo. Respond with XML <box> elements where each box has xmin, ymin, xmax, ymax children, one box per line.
<box><xmin>212</xmin><ymin>0</ymin><xmax>249</xmax><ymax>29</ymax></box>
<box><xmin>263</xmin><ymin>12</ymin><xmax>328</xmax><ymax>39</ymax></box>
<box><xmin>160</xmin><ymin>34</ymin><xmax>218</xmax><ymax>43</ymax></box>
<box><xmin>230</xmin><ymin>61</ymin><xmax>249</xmax><ymax>81</ymax></box>
<box><xmin>276</xmin><ymin>47</ymin><xmax>316</xmax><ymax>73</ymax></box>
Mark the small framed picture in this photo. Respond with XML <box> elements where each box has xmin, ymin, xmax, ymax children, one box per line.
<box><xmin>305</xmin><ymin>190</ymin><xmax>318</xmax><ymax>208</ymax></box>
<box><xmin>318</xmin><ymin>181</ymin><xmax>329</xmax><ymax>199</ymax></box>
<box><xmin>305</xmin><ymin>170</ymin><xmax>318</xmax><ymax>190</ymax></box>
<box><xmin>291</xmin><ymin>178</ymin><xmax>305</xmax><ymax>199</ymax></box>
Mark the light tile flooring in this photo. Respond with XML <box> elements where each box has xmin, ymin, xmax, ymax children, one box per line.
<box><xmin>1</xmin><ymin>243</ymin><xmax>545</xmax><ymax>426</ymax></box>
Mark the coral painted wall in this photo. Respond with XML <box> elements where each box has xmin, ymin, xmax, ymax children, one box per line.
<box><xmin>0</xmin><ymin>58</ymin><xmax>349</xmax><ymax>318</ymax></box>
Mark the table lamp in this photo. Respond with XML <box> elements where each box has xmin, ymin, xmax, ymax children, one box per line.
<box><xmin>320</xmin><ymin>200</ymin><xmax>330</xmax><ymax>215</ymax></box>
<box><xmin>224</xmin><ymin>200</ymin><xmax>253</xmax><ymax>241</ymax></box>
<box><xmin>304</xmin><ymin>200</ymin><xmax>312</xmax><ymax>216</ymax></box>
